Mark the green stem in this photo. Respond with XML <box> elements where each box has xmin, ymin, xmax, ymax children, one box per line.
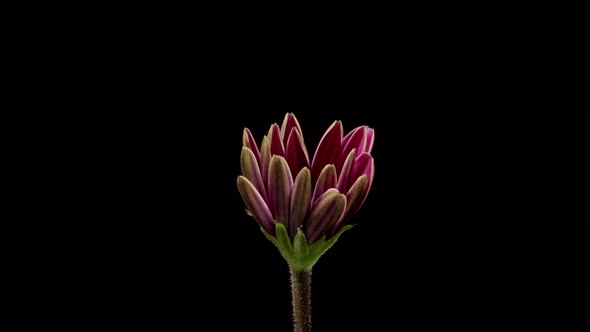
<box><xmin>290</xmin><ymin>267</ymin><xmax>312</xmax><ymax>332</ymax></box>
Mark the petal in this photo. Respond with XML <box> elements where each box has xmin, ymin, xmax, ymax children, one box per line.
<box><xmin>364</xmin><ymin>128</ymin><xmax>375</xmax><ymax>153</ymax></box>
<box><xmin>286</xmin><ymin>127</ymin><xmax>310</xmax><ymax>176</ymax></box>
<box><xmin>289</xmin><ymin>167</ymin><xmax>312</xmax><ymax>237</ymax></box>
<box><xmin>267</xmin><ymin>155</ymin><xmax>293</xmax><ymax>225</ymax></box>
<box><xmin>243</xmin><ymin>128</ymin><xmax>261</xmax><ymax>163</ymax></box>
<box><xmin>330</xmin><ymin>175</ymin><xmax>368</xmax><ymax>235</ymax></box>
<box><xmin>349</xmin><ymin>154</ymin><xmax>374</xmax><ymax>214</ymax></box>
<box><xmin>342</xmin><ymin>126</ymin><xmax>363</xmax><ymax>147</ymax></box>
<box><xmin>350</xmin><ymin>152</ymin><xmax>374</xmax><ymax>187</ymax></box>
<box><xmin>311</xmin><ymin>121</ymin><xmax>343</xmax><ymax>182</ymax></box>
<box><xmin>311</xmin><ymin>164</ymin><xmax>337</xmax><ymax>207</ymax></box>
<box><xmin>305</xmin><ymin>188</ymin><xmax>347</xmax><ymax>244</ymax></box>
<box><xmin>336</xmin><ymin>148</ymin><xmax>356</xmax><ymax>193</ymax></box>
<box><xmin>339</xmin><ymin>126</ymin><xmax>365</xmax><ymax>169</ymax></box>
<box><xmin>241</xmin><ymin>147</ymin><xmax>267</xmax><ymax>201</ymax></box>
<box><xmin>280</xmin><ymin>113</ymin><xmax>304</xmax><ymax>145</ymax></box>
<box><xmin>237</xmin><ymin>176</ymin><xmax>274</xmax><ymax>233</ymax></box>
<box><xmin>260</xmin><ymin>136</ymin><xmax>271</xmax><ymax>189</ymax></box>
<box><xmin>268</xmin><ymin>123</ymin><xmax>286</xmax><ymax>157</ymax></box>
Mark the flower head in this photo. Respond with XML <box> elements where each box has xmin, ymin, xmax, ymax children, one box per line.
<box><xmin>238</xmin><ymin>113</ymin><xmax>374</xmax><ymax>270</ymax></box>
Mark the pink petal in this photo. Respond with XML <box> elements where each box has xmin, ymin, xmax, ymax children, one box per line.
<box><xmin>289</xmin><ymin>167</ymin><xmax>312</xmax><ymax>237</ymax></box>
<box><xmin>329</xmin><ymin>175</ymin><xmax>369</xmax><ymax>235</ymax></box>
<box><xmin>310</xmin><ymin>121</ymin><xmax>343</xmax><ymax>182</ymax></box>
<box><xmin>337</xmin><ymin>148</ymin><xmax>356</xmax><ymax>193</ymax></box>
<box><xmin>286</xmin><ymin>127</ymin><xmax>310</xmax><ymax>176</ymax></box>
<box><xmin>305</xmin><ymin>188</ymin><xmax>347</xmax><ymax>244</ymax></box>
<box><xmin>349</xmin><ymin>153</ymin><xmax>374</xmax><ymax>214</ymax></box>
<box><xmin>243</xmin><ymin>128</ymin><xmax>261</xmax><ymax>163</ymax></box>
<box><xmin>350</xmin><ymin>152</ymin><xmax>374</xmax><ymax>187</ymax></box>
<box><xmin>364</xmin><ymin>128</ymin><xmax>375</xmax><ymax>153</ymax></box>
<box><xmin>260</xmin><ymin>136</ymin><xmax>271</xmax><ymax>190</ymax></box>
<box><xmin>268</xmin><ymin>123</ymin><xmax>286</xmax><ymax>157</ymax></box>
<box><xmin>311</xmin><ymin>164</ymin><xmax>337</xmax><ymax>207</ymax></box>
<box><xmin>341</xmin><ymin>126</ymin><xmax>364</xmax><ymax>151</ymax></box>
<box><xmin>237</xmin><ymin>176</ymin><xmax>275</xmax><ymax>233</ymax></box>
<box><xmin>337</xmin><ymin>126</ymin><xmax>365</xmax><ymax>174</ymax></box>
<box><xmin>280</xmin><ymin>113</ymin><xmax>303</xmax><ymax>145</ymax></box>
<box><xmin>267</xmin><ymin>155</ymin><xmax>293</xmax><ymax>225</ymax></box>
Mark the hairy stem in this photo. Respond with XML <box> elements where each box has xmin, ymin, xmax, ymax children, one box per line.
<box><xmin>290</xmin><ymin>267</ymin><xmax>312</xmax><ymax>332</ymax></box>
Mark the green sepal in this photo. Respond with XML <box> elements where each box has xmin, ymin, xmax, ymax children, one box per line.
<box><xmin>293</xmin><ymin>228</ymin><xmax>308</xmax><ymax>257</ymax></box>
<box><xmin>261</xmin><ymin>223</ymin><xmax>354</xmax><ymax>272</ymax></box>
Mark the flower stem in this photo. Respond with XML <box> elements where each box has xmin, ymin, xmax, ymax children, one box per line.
<box><xmin>290</xmin><ymin>267</ymin><xmax>312</xmax><ymax>332</ymax></box>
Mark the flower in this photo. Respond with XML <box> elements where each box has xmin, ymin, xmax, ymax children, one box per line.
<box><xmin>238</xmin><ymin>113</ymin><xmax>374</xmax><ymax>270</ymax></box>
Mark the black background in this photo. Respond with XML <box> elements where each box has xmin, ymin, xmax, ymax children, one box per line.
<box><xmin>5</xmin><ymin>3</ymin><xmax>482</xmax><ymax>80</ymax></box>
<box><xmin>1</xmin><ymin>83</ymin><xmax>589</xmax><ymax>331</ymax></box>
<box><xmin>5</xmin><ymin>3</ymin><xmax>589</xmax><ymax>79</ymax></box>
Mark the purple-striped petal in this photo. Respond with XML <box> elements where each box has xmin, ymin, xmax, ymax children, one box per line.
<box><xmin>243</xmin><ymin>128</ymin><xmax>261</xmax><ymax>163</ymax></box>
<box><xmin>311</xmin><ymin>121</ymin><xmax>343</xmax><ymax>182</ymax></box>
<box><xmin>268</xmin><ymin>123</ymin><xmax>286</xmax><ymax>157</ymax></box>
<box><xmin>342</xmin><ymin>126</ymin><xmax>364</xmax><ymax>149</ymax></box>
<box><xmin>364</xmin><ymin>128</ymin><xmax>375</xmax><ymax>153</ymax></box>
<box><xmin>336</xmin><ymin>148</ymin><xmax>356</xmax><ymax>193</ymax></box>
<box><xmin>280</xmin><ymin>113</ymin><xmax>303</xmax><ymax>145</ymax></box>
<box><xmin>350</xmin><ymin>152</ymin><xmax>374</xmax><ymax>187</ymax></box>
<box><xmin>349</xmin><ymin>153</ymin><xmax>374</xmax><ymax>214</ymax></box>
<box><xmin>260</xmin><ymin>136</ymin><xmax>271</xmax><ymax>189</ymax></box>
<box><xmin>305</xmin><ymin>188</ymin><xmax>347</xmax><ymax>243</ymax></box>
<box><xmin>289</xmin><ymin>167</ymin><xmax>311</xmax><ymax>237</ymax></box>
<box><xmin>268</xmin><ymin>155</ymin><xmax>293</xmax><ymax>225</ymax></box>
<box><xmin>311</xmin><ymin>164</ymin><xmax>337</xmax><ymax>206</ymax></box>
<box><xmin>339</xmin><ymin>126</ymin><xmax>365</xmax><ymax>170</ymax></box>
<box><xmin>330</xmin><ymin>174</ymin><xmax>368</xmax><ymax>235</ymax></box>
<box><xmin>286</xmin><ymin>127</ymin><xmax>310</xmax><ymax>176</ymax></box>
<box><xmin>237</xmin><ymin>176</ymin><xmax>274</xmax><ymax>233</ymax></box>
<box><xmin>241</xmin><ymin>147</ymin><xmax>267</xmax><ymax>201</ymax></box>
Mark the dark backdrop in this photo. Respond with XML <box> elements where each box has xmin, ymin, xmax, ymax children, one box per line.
<box><xmin>1</xmin><ymin>82</ymin><xmax>588</xmax><ymax>331</ymax></box>
<box><xmin>4</xmin><ymin>2</ymin><xmax>587</xmax><ymax>79</ymax></box>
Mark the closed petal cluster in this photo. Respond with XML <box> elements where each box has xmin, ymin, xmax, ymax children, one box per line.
<box><xmin>238</xmin><ymin>113</ymin><xmax>374</xmax><ymax>244</ymax></box>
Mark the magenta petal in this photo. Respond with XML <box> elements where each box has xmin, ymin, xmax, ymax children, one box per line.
<box><xmin>311</xmin><ymin>164</ymin><xmax>337</xmax><ymax>207</ymax></box>
<box><xmin>241</xmin><ymin>147</ymin><xmax>268</xmax><ymax>201</ymax></box>
<box><xmin>268</xmin><ymin>123</ymin><xmax>286</xmax><ymax>157</ymax></box>
<box><xmin>330</xmin><ymin>174</ymin><xmax>369</xmax><ymax>234</ymax></box>
<box><xmin>337</xmin><ymin>148</ymin><xmax>356</xmax><ymax>193</ymax></box>
<box><xmin>337</xmin><ymin>126</ymin><xmax>365</xmax><ymax>174</ymax></box>
<box><xmin>260</xmin><ymin>136</ymin><xmax>271</xmax><ymax>190</ymax></box>
<box><xmin>350</xmin><ymin>152</ymin><xmax>374</xmax><ymax>187</ymax></box>
<box><xmin>310</xmin><ymin>121</ymin><xmax>343</xmax><ymax>182</ymax></box>
<box><xmin>237</xmin><ymin>176</ymin><xmax>275</xmax><ymax>233</ymax></box>
<box><xmin>243</xmin><ymin>128</ymin><xmax>261</xmax><ymax>163</ymax></box>
<box><xmin>341</xmin><ymin>126</ymin><xmax>364</xmax><ymax>149</ymax></box>
<box><xmin>305</xmin><ymin>188</ymin><xmax>347</xmax><ymax>244</ymax></box>
<box><xmin>289</xmin><ymin>167</ymin><xmax>312</xmax><ymax>237</ymax></box>
<box><xmin>267</xmin><ymin>155</ymin><xmax>293</xmax><ymax>225</ymax></box>
<box><xmin>286</xmin><ymin>127</ymin><xmax>310</xmax><ymax>176</ymax></box>
<box><xmin>364</xmin><ymin>128</ymin><xmax>375</xmax><ymax>153</ymax></box>
<box><xmin>350</xmin><ymin>153</ymin><xmax>374</xmax><ymax>214</ymax></box>
<box><xmin>280</xmin><ymin>113</ymin><xmax>303</xmax><ymax>145</ymax></box>
<box><xmin>345</xmin><ymin>175</ymin><xmax>369</xmax><ymax>215</ymax></box>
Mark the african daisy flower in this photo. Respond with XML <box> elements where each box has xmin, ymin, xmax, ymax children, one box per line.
<box><xmin>237</xmin><ymin>113</ymin><xmax>375</xmax><ymax>332</ymax></box>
